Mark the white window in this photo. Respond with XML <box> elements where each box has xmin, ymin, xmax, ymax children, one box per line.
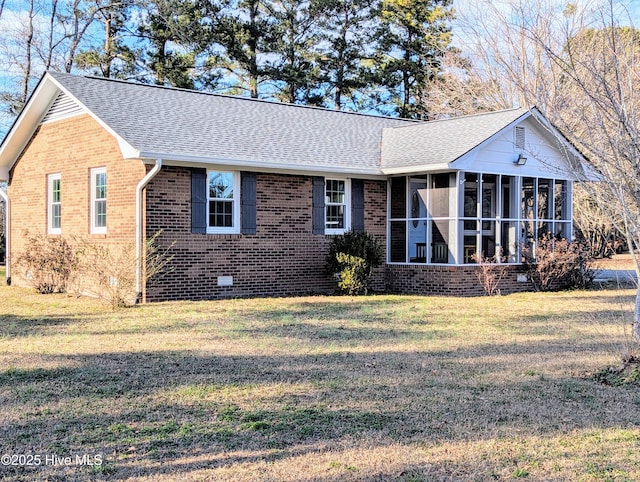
<box><xmin>325</xmin><ymin>178</ymin><xmax>350</xmax><ymax>234</ymax></box>
<box><xmin>47</xmin><ymin>173</ymin><xmax>61</xmax><ymax>234</ymax></box>
<box><xmin>207</xmin><ymin>171</ymin><xmax>240</xmax><ymax>234</ymax></box>
<box><xmin>90</xmin><ymin>167</ymin><xmax>107</xmax><ymax>234</ymax></box>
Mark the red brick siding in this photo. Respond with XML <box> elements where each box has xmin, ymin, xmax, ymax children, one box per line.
<box><xmin>8</xmin><ymin>114</ymin><xmax>144</xmax><ymax>286</ymax></box>
<box><xmin>385</xmin><ymin>264</ymin><xmax>534</xmax><ymax>296</ymax></box>
<box><xmin>144</xmin><ymin>167</ymin><xmax>389</xmax><ymax>301</ymax></box>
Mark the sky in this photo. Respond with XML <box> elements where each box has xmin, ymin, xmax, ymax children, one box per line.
<box><xmin>451</xmin><ymin>0</ymin><xmax>640</xmax><ymax>49</ymax></box>
<box><xmin>0</xmin><ymin>0</ymin><xmax>639</xmax><ymax>139</ymax></box>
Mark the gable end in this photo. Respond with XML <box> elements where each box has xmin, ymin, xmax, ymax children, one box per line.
<box><xmin>40</xmin><ymin>91</ymin><xmax>85</xmax><ymax>124</ymax></box>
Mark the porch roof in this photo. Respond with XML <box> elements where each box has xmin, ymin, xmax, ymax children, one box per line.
<box><xmin>380</xmin><ymin>108</ymin><xmax>530</xmax><ymax>174</ymax></box>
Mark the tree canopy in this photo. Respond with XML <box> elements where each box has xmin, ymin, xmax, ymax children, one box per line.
<box><xmin>0</xmin><ymin>0</ymin><xmax>455</xmax><ymax>132</ymax></box>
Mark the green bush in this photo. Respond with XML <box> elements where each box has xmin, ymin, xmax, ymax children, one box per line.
<box><xmin>325</xmin><ymin>231</ymin><xmax>384</xmax><ymax>295</ymax></box>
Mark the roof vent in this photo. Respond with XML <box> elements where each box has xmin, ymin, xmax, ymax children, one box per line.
<box><xmin>514</xmin><ymin>126</ymin><xmax>525</xmax><ymax>149</ymax></box>
<box><xmin>40</xmin><ymin>91</ymin><xmax>85</xmax><ymax>124</ymax></box>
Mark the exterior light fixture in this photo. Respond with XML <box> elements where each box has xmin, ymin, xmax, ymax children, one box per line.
<box><xmin>515</xmin><ymin>153</ymin><xmax>527</xmax><ymax>165</ymax></box>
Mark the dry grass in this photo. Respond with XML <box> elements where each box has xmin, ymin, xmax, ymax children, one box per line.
<box><xmin>0</xmin><ymin>284</ymin><xmax>639</xmax><ymax>481</ymax></box>
<box><xmin>593</xmin><ymin>252</ymin><xmax>637</xmax><ymax>271</ymax></box>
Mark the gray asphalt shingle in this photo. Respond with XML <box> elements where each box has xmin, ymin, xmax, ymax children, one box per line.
<box><xmin>381</xmin><ymin>108</ymin><xmax>529</xmax><ymax>171</ymax></box>
<box><xmin>50</xmin><ymin>72</ymin><xmax>412</xmax><ymax>174</ymax></box>
<box><xmin>49</xmin><ymin>72</ymin><xmax>530</xmax><ymax>174</ymax></box>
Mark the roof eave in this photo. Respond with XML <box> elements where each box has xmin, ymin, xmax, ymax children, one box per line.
<box><xmin>381</xmin><ymin>162</ymin><xmax>453</xmax><ymax>175</ymax></box>
<box><xmin>0</xmin><ymin>73</ymin><xmax>58</xmax><ymax>180</ymax></box>
<box><xmin>0</xmin><ymin>72</ymin><xmax>141</xmax><ymax>181</ymax></box>
<box><xmin>135</xmin><ymin>151</ymin><xmax>386</xmax><ymax>178</ymax></box>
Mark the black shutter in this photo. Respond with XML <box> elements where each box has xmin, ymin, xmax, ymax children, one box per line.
<box><xmin>241</xmin><ymin>172</ymin><xmax>257</xmax><ymax>234</ymax></box>
<box><xmin>312</xmin><ymin>176</ymin><xmax>325</xmax><ymax>235</ymax></box>
<box><xmin>352</xmin><ymin>179</ymin><xmax>364</xmax><ymax>232</ymax></box>
<box><xmin>191</xmin><ymin>168</ymin><xmax>207</xmax><ymax>234</ymax></box>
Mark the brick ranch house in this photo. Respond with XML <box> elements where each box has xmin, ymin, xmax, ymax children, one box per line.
<box><xmin>0</xmin><ymin>72</ymin><xmax>585</xmax><ymax>301</ymax></box>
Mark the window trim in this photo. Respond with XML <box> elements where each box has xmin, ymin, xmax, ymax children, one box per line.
<box><xmin>325</xmin><ymin>178</ymin><xmax>351</xmax><ymax>235</ymax></box>
<box><xmin>90</xmin><ymin>167</ymin><xmax>107</xmax><ymax>234</ymax></box>
<box><xmin>206</xmin><ymin>170</ymin><xmax>241</xmax><ymax>234</ymax></box>
<box><xmin>47</xmin><ymin>173</ymin><xmax>61</xmax><ymax>235</ymax></box>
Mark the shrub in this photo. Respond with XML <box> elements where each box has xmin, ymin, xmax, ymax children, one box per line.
<box><xmin>334</xmin><ymin>253</ymin><xmax>367</xmax><ymax>295</ymax></box>
<box><xmin>15</xmin><ymin>231</ymin><xmax>173</xmax><ymax>307</ymax></box>
<box><xmin>471</xmin><ymin>251</ymin><xmax>507</xmax><ymax>296</ymax></box>
<box><xmin>15</xmin><ymin>232</ymin><xmax>79</xmax><ymax>294</ymax></box>
<box><xmin>78</xmin><ymin>232</ymin><xmax>174</xmax><ymax>309</ymax></box>
<box><xmin>325</xmin><ymin>231</ymin><xmax>384</xmax><ymax>295</ymax></box>
<box><xmin>521</xmin><ymin>234</ymin><xmax>594</xmax><ymax>291</ymax></box>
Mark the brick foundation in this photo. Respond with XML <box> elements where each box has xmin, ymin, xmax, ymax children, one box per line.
<box><xmin>385</xmin><ymin>264</ymin><xmax>534</xmax><ymax>296</ymax></box>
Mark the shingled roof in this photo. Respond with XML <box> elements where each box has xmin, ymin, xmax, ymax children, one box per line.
<box><xmin>0</xmin><ymin>71</ymin><xmax>541</xmax><ymax>178</ymax></box>
<box><xmin>381</xmin><ymin>108</ymin><xmax>530</xmax><ymax>173</ymax></box>
<box><xmin>48</xmin><ymin>72</ymin><xmax>417</xmax><ymax>175</ymax></box>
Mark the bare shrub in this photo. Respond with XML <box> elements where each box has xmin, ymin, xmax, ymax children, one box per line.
<box><xmin>78</xmin><ymin>232</ymin><xmax>174</xmax><ymax>309</ymax></box>
<box><xmin>15</xmin><ymin>231</ymin><xmax>79</xmax><ymax>294</ymax></box>
<box><xmin>471</xmin><ymin>251</ymin><xmax>506</xmax><ymax>296</ymax></box>
<box><xmin>522</xmin><ymin>234</ymin><xmax>594</xmax><ymax>292</ymax></box>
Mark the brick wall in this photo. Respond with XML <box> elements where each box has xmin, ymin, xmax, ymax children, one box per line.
<box><xmin>385</xmin><ymin>264</ymin><xmax>534</xmax><ymax>296</ymax></box>
<box><xmin>144</xmin><ymin>166</ymin><xmax>388</xmax><ymax>301</ymax></box>
<box><xmin>8</xmin><ymin>114</ymin><xmax>144</xmax><ymax>287</ymax></box>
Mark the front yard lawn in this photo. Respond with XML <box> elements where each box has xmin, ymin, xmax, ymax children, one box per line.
<box><xmin>0</xmin><ymin>285</ymin><xmax>639</xmax><ymax>481</ymax></box>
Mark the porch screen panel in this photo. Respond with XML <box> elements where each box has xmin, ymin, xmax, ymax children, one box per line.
<box><xmin>555</xmin><ymin>222</ymin><xmax>571</xmax><ymax>238</ymax></box>
<box><xmin>538</xmin><ymin>179</ymin><xmax>551</xmax><ymax>220</ymax></box>
<box><xmin>390</xmin><ymin>177</ymin><xmax>406</xmax><ymax>218</ymax></box>
<box><xmin>554</xmin><ymin>181</ymin><xmax>568</xmax><ymax>220</ymax></box>
<box><xmin>463</xmin><ymin>173</ymin><xmax>478</xmax><ymax>218</ymax></box>
<box><xmin>522</xmin><ymin>177</ymin><xmax>535</xmax><ymax>220</ymax></box>
<box><xmin>429</xmin><ymin>173</ymin><xmax>450</xmax><ymax>217</ymax></box>
<box><xmin>431</xmin><ymin>220</ymin><xmax>450</xmax><ymax>263</ymax></box>
<box><xmin>389</xmin><ymin>221</ymin><xmax>407</xmax><ymax>262</ymax></box>
<box><xmin>500</xmin><ymin>221</ymin><xmax>518</xmax><ymax>262</ymax></box>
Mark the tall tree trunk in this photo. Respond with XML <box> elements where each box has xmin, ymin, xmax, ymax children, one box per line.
<box><xmin>45</xmin><ymin>0</ymin><xmax>59</xmax><ymax>70</ymax></box>
<box><xmin>248</xmin><ymin>2</ymin><xmax>259</xmax><ymax>98</ymax></box>
<box><xmin>103</xmin><ymin>10</ymin><xmax>112</xmax><ymax>78</ymax></box>
<box><xmin>634</xmin><ymin>289</ymin><xmax>640</xmax><ymax>343</ymax></box>
<box><xmin>65</xmin><ymin>0</ymin><xmax>95</xmax><ymax>73</ymax></box>
<box><xmin>21</xmin><ymin>0</ymin><xmax>35</xmax><ymax>107</ymax></box>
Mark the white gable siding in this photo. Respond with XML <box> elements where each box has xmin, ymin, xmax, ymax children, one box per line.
<box><xmin>40</xmin><ymin>91</ymin><xmax>85</xmax><ymax>124</ymax></box>
<box><xmin>452</xmin><ymin>118</ymin><xmax>576</xmax><ymax>180</ymax></box>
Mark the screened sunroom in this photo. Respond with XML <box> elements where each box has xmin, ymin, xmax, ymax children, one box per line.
<box><xmin>387</xmin><ymin>172</ymin><xmax>573</xmax><ymax>265</ymax></box>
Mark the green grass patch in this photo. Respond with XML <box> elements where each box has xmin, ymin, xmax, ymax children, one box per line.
<box><xmin>0</xmin><ymin>286</ymin><xmax>638</xmax><ymax>480</ymax></box>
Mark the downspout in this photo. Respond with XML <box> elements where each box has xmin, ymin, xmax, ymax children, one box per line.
<box><xmin>136</xmin><ymin>159</ymin><xmax>162</xmax><ymax>302</ymax></box>
<box><xmin>0</xmin><ymin>186</ymin><xmax>9</xmax><ymax>285</ymax></box>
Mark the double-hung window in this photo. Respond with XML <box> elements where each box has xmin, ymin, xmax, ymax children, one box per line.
<box><xmin>48</xmin><ymin>173</ymin><xmax>61</xmax><ymax>234</ymax></box>
<box><xmin>325</xmin><ymin>178</ymin><xmax>350</xmax><ymax>234</ymax></box>
<box><xmin>207</xmin><ymin>171</ymin><xmax>240</xmax><ymax>234</ymax></box>
<box><xmin>90</xmin><ymin>167</ymin><xmax>107</xmax><ymax>234</ymax></box>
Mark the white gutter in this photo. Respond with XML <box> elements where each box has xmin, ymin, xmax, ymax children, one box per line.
<box><xmin>135</xmin><ymin>159</ymin><xmax>162</xmax><ymax>301</ymax></box>
<box><xmin>0</xmin><ymin>186</ymin><xmax>9</xmax><ymax>284</ymax></box>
